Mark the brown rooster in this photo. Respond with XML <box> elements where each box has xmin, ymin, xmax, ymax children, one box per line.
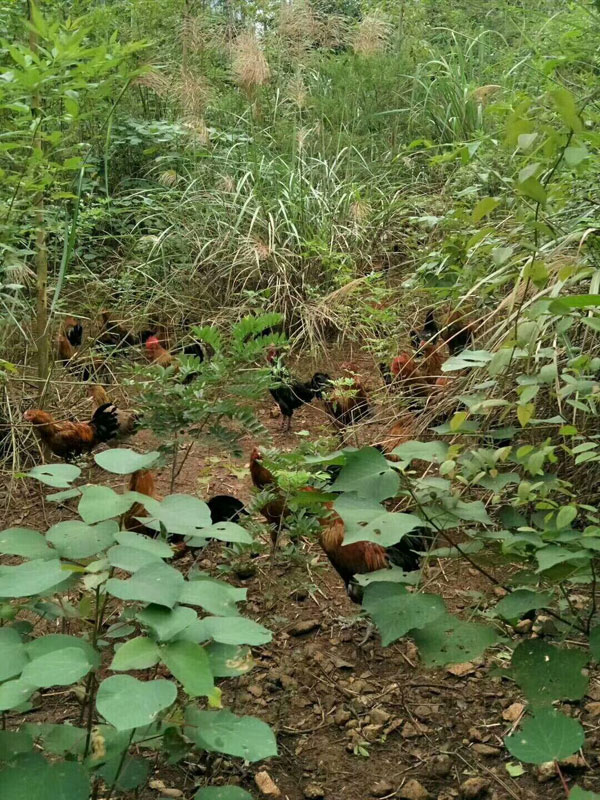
<box><xmin>311</xmin><ymin>372</ymin><xmax>371</xmax><ymax>432</ymax></box>
<box><xmin>24</xmin><ymin>403</ymin><xmax>118</xmax><ymax>459</ymax></box>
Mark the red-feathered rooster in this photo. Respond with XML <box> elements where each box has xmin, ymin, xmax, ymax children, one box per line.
<box><xmin>24</xmin><ymin>403</ymin><xmax>118</xmax><ymax>459</ymax></box>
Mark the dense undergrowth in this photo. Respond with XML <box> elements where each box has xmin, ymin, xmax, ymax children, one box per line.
<box><xmin>1</xmin><ymin>0</ymin><xmax>600</xmax><ymax>798</ymax></box>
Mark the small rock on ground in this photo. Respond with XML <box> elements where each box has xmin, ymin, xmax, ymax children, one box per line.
<box><xmin>370</xmin><ymin>780</ymin><xmax>394</xmax><ymax>797</ymax></box>
<box><xmin>303</xmin><ymin>783</ymin><xmax>325</xmax><ymax>799</ymax></box>
<box><xmin>398</xmin><ymin>778</ymin><xmax>430</xmax><ymax>800</ymax></box>
<box><xmin>460</xmin><ymin>777</ymin><xmax>490</xmax><ymax>798</ymax></box>
<box><xmin>290</xmin><ymin>619</ymin><xmax>321</xmax><ymax>636</ymax></box>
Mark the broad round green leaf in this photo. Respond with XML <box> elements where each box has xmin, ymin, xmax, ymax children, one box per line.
<box><xmin>96</xmin><ymin>755</ymin><xmax>150</xmax><ymax>791</ymax></box>
<box><xmin>200</xmin><ymin>522</ymin><xmax>253</xmax><ymax>544</ymax></box>
<box><xmin>107</xmin><ymin>561</ymin><xmax>184</xmax><ymax>609</ymax></box>
<box><xmin>107</xmin><ymin>544</ymin><xmax>162</xmax><ymax>572</ymax></box>
<box><xmin>334</xmin><ymin>494</ymin><xmax>423</xmax><ymax>548</ymax></box>
<box><xmin>94</xmin><ymin>448</ymin><xmax>160</xmax><ymax>475</ymax></box>
<box><xmin>142</xmin><ymin>494</ymin><xmax>212</xmax><ymax>537</ymax></box>
<box><xmin>189</xmin><ymin>616</ymin><xmax>271</xmax><ymax>646</ymax></box>
<box><xmin>0</xmin><ymin>528</ymin><xmax>55</xmax><ymax>560</ymax></box>
<box><xmin>180</xmin><ymin>577</ymin><xmax>246</xmax><ymax>616</ymax></box>
<box><xmin>185</xmin><ymin>708</ymin><xmax>277</xmax><ymax>762</ymax></box>
<box><xmin>137</xmin><ymin>605</ymin><xmax>198</xmax><ymax>642</ymax></box>
<box><xmin>110</xmin><ymin>637</ymin><xmax>160</xmax><ymax>671</ymax></box>
<box><xmin>0</xmin><ymin>628</ymin><xmax>27</xmax><ymax>682</ymax></box>
<box><xmin>46</xmin><ymin>520</ymin><xmax>118</xmax><ymax>559</ymax></box>
<box><xmin>206</xmin><ymin>643</ymin><xmax>253</xmax><ymax>678</ymax></box>
<box><xmin>161</xmin><ymin>640</ymin><xmax>214</xmax><ymax>697</ymax></box>
<box><xmin>0</xmin><ymin>730</ymin><xmax>33</xmax><ymax>761</ymax></box>
<box><xmin>411</xmin><ymin>611</ymin><xmax>498</xmax><ymax>667</ymax></box>
<box><xmin>115</xmin><ymin>531</ymin><xmax>173</xmax><ymax>558</ymax></box>
<box><xmin>28</xmin><ymin>464</ymin><xmax>81</xmax><ymax>488</ymax></box>
<box><xmin>0</xmin><ymin>752</ymin><xmax>89</xmax><ymax>799</ymax></box>
<box><xmin>495</xmin><ymin>589</ymin><xmax>552</xmax><ymax>620</ymax></box>
<box><xmin>0</xmin><ymin>559</ymin><xmax>67</xmax><ymax>598</ymax></box>
<box><xmin>511</xmin><ymin>640</ymin><xmax>588</xmax><ymax>706</ymax></box>
<box><xmin>331</xmin><ymin>447</ymin><xmax>399</xmax><ymax>501</ymax></box>
<box><xmin>195</xmin><ymin>788</ymin><xmax>254</xmax><ymax>800</ymax></box>
<box><xmin>0</xmin><ymin>680</ymin><xmax>35</xmax><ymax>712</ymax></box>
<box><xmin>24</xmin><ymin>723</ymin><xmax>86</xmax><ymax>756</ymax></box>
<box><xmin>96</xmin><ymin>675</ymin><xmax>177</xmax><ymax>730</ymax></box>
<box><xmin>26</xmin><ymin>634</ymin><xmax>101</xmax><ymax>670</ymax></box>
<box><xmin>570</xmin><ymin>789</ymin><xmax>600</xmax><ymax>800</ymax></box>
<box><xmin>391</xmin><ymin>440</ymin><xmax>450</xmax><ymax>461</ymax></box>
<box><xmin>505</xmin><ymin>709</ymin><xmax>585</xmax><ymax>764</ymax></box>
<box><xmin>78</xmin><ymin>485</ymin><xmax>137</xmax><ymax>524</ymax></box>
<box><xmin>21</xmin><ymin>647</ymin><xmax>91</xmax><ymax>688</ymax></box>
<box><xmin>363</xmin><ymin>583</ymin><xmax>446</xmax><ymax>646</ymax></box>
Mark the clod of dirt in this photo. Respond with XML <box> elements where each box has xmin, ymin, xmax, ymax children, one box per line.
<box><xmin>414</xmin><ymin>704</ymin><xmax>438</xmax><ymax>721</ymax></box>
<box><xmin>255</xmin><ymin>770</ymin><xmax>281</xmax><ymax>796</ymax></box>
<box><xmin>560</xmin><ymin>754</ymin><xmax>587</xmax><ymax>771</ymax></box>
<box><xmin>536</xmin><ymin>762</ymin><xmax>556</xmax><ymax>783</ymax></box>
<box><xmin>402</xmin><ymin>721</ymin><xmax>419</xmax><ymax>738</ymax></box>
<box><xmin>428</xmin><ymin>754</ymin><xmax>452</xmax><ymax>778</ymax></box>
<box><xmin>369</xmin><ymin>708</ymin><xmax>391</xmax><ymax>725</ymax></box>
<box><xmin>331</xmin><ymin>655</ymin><xmax>354</xmax><ymax>670</ymax></box>
<box><xmin>468</xmin><ymin>727</ymin><xmax>485</xmax><ymax>743</ymax></box>
<box><xmin>334</xmin><ymin>708</ymin><xmax>351</xmax><ymax>726</ymax></box>
<box><xmin>585</xmin><ymin>701</ymin><xmax>600</xmax><ymax>717</ymax></box>
<box><xmin>492</xmin><ymin>586</ymin><xmax>507</xmax><ymax>598</ymax></box>
<box><xmin>502</xmin><ymin>702</ymin><xmax>525</xmax><ymax>722</ymax></box>
<box><xmin>303</xmin><ymin>782</ymin><xmax>325</xmax><ymax>799</ymax></box>
<box><xmin>447</xmin><ymin>662</ymin><xmax>476</xmax><ymax>677</ymax></box>
<box><xmin>471</xmin><ymin>744</ymin><xmax>501</xmax><ymax>757</ymax></box>
<box><xmin>248</xmin><ymin>684</ymin><xmax>264</xmax><ymax>697</ymax></box>
<box><xmin>370</xmin><ymin>780</ymin><xmax>394</xmax><ymax>797</ymax></box>
<box><xmin>587</xmin><ymin>681</ymin><xmax>600</xmax><ymax>701</ymax></box>
<box><xmin>398</xmin><ymin>778</ymin><xmax>430</xmax><ymax>800</ymax></box>
<box><xmin>362</xmin><ymin>723</ymin><xmax>384</xmax><ymax>741</ymax></box>
<box><xmin>460</xmin><ymin>777</ymin><xmax>490</xmax><ymax>798</ymax></box>
<box><xmin>289</xmin><ymin>619</ymin><xmax>321</xmax><ymax>636</ymax></box>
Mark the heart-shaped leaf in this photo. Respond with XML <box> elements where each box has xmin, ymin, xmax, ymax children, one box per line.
<box><xmin>200</xmin><ymin>522</ymin><xmax>252</xmax><ymax>544</ymax></box>
<box><xmin>187</xmin><ymin>616</ymin><xmax>271</xmax><ymax>646</ymax></box>
<box><xmin>511</xmin><ymin>640</ymin><xmax>588</xmax><ymax>706</ymax></box>
<box><xmin>96</xmin><ymin>675</ymin><xmax>176</xmax><ymax>730</ymax></box>
<box><xmin>107</xmin><ymin>545</ymin><xmax>162</xmax><ymax>572</ymax></box>
<box><xmin>161</xmin><ymin>640</ymin><xmax>214</xmax><ymax>697</ymax></box>
<box><xmin>505</xmin><ymin>708</ymin><xmax>584</xmax><ymax>764</ymax></box>
<box><xmin>46</xmin><ymin>520</ymin><xmax>118</xmax><ymax>560</ymax></box>
<box><xmin>334</xmin><ymin>493</ymin><xmax>423</xmax><ymax>547</ymax></box>
<box><xmin>115</xmin><ymin>531</ymin><xmax>173</xmax><ymax>558</ymax></box>
<box><xmin>0</xmin><ymin>628</ymin><xmax>27</xmax><ymax>682</ymax></box>
<box><xmin>21</xmin><ymin>647</ymin><xmax>91</xmax><ymax>688</ymax></box>
<box><xmin>495</xmin><ymin>589</ymin><xmax>552</xmax><ymax>620</ymax></box>
<box><xmin>26</xmin><ymin>634</ymin><xmax>101</xmax><ymax>669</ymax></box>
<box><xmin>363</xmin><ymin>583</ymin><xmax>445</xmax><ymax>646</ymax></box>
<box><xmin>0</xmin><ymin>528</ymin><xmax>55</xmax><ymax>560</ymax></box>
<box><xmin>331</xmin><ymin>447</ymin><xmax>399</xmax><ymax>501</ymax></box>
<box><xmin>0</xmin><ymin>680</ymin><xmax>35</xmax><ymax>711</ymax></box>
<box><xmin>78</xmin><ymin>486</ymin><xmax>137</xmax><ymax>524</ymax></box>
<box><xmin>107</xmin><ymin>562</ymin><xmax>184</xmax><ymax>608</ymax></box>
<box><xmin>180</xmin><ymin>577</ymin><xmax>246</xmax><ymax>616</ymax></box>
<box><xmin>411</xmin><ymin>612</ymin><xmax>498</xmax><ymax>666</ymax></box>
<box><xmin>141</xmin><ymin>495</ymin><xmax>212</xmax><ymax>537</ymax></box>
<box><xmin>0</xmin><ymin>559</ymin><xmax>67</xmax><ymax>598</ymax></box>
<box><xmin>206</xmin><ymin>643</ymin><xmax>253</xmax><ymax>678</ymax></box>
<box><xmin>110</xmin><ymin>637</ymin><xmax>160</xmax><ymax>671</ymax></box>
<box><xmin>27</xmin><ymin>464</ymin><xmax>81</xmax><ymax>488</ymax></box>
<box><xmin>185</xmin><ymin>708</ymin><xmax>277</xmax><ymax>762</ymax></box>
<box><xmin>94</xmin><ymin>448</ymin><xmax>160</xmax><ymax>475</ymax></box>
<box><xmin>137</xmin><ymin>605</ymin><xmax>198</xmax><ymax>642</ymax></box>
<box><xmin>0</xmin><ymin>753</ymin><xmax>89</xmax><ymax>799</ymax></box>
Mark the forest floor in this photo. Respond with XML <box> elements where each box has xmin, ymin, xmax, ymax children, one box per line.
<box><xmin>4</xmin><ymin>349</ymin><xmax>600</xmax><ymax>800</ymax></box>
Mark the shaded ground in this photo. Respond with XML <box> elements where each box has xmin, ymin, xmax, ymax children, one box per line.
<box><xmin>3</xmin><ymin>353</ymin><xmax>600</xmax><ymax>800</ymax></box>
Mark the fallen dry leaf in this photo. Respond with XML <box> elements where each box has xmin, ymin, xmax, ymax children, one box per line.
<box><xmin>255</xmin><ymin>770</ymin><xmax>281</xmax><ymax>797</ymax></box>
<box><xmin>447</xmin><ymin>662</ymin><xmax>476</xmax><ymax>677</ymax></box>
<box><xmin>502</xmin><ymin>702</ymin><xmax>525</xmax><ymax>722</ymax></box>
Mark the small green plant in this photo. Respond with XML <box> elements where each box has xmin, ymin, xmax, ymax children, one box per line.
<box><xmin>0</xmin><ymin>450</ymin><xmax>275</xmax><ymax>798</ymax></box>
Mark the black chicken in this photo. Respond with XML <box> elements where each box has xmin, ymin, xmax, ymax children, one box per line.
<box><xmin>267</xmin><ymin>351</ymin><xmax>324</xmax><ymax>432</ymax></box>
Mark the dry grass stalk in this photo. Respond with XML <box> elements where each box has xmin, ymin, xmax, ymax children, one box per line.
<box><xmin>287</xmin><ymin>74</ymin><xmax>308</xmax><ymax>109</ymax></box>
<box><xmin>232</xmin><ymin>32</ymin><xmax>271</xmax><ymax>97</ymax></box>
<box><xmin>177</xmin><ymin>68</ymin><xmax>212</xmax><ymax>124</ymax></box>
<box><xmin>353</xmin><ymin>13</ymin><xmax>390</xmax><ymax>57</ymax></box>
<box><xmin>277</xmin><ymin>0</ymin><xmax>321</xmax><ymax>54</ymax></box>
<box><xmin>134</xmin><ymin>69</ymin><xmax>171</xmax><ymax>97</ymax></box>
